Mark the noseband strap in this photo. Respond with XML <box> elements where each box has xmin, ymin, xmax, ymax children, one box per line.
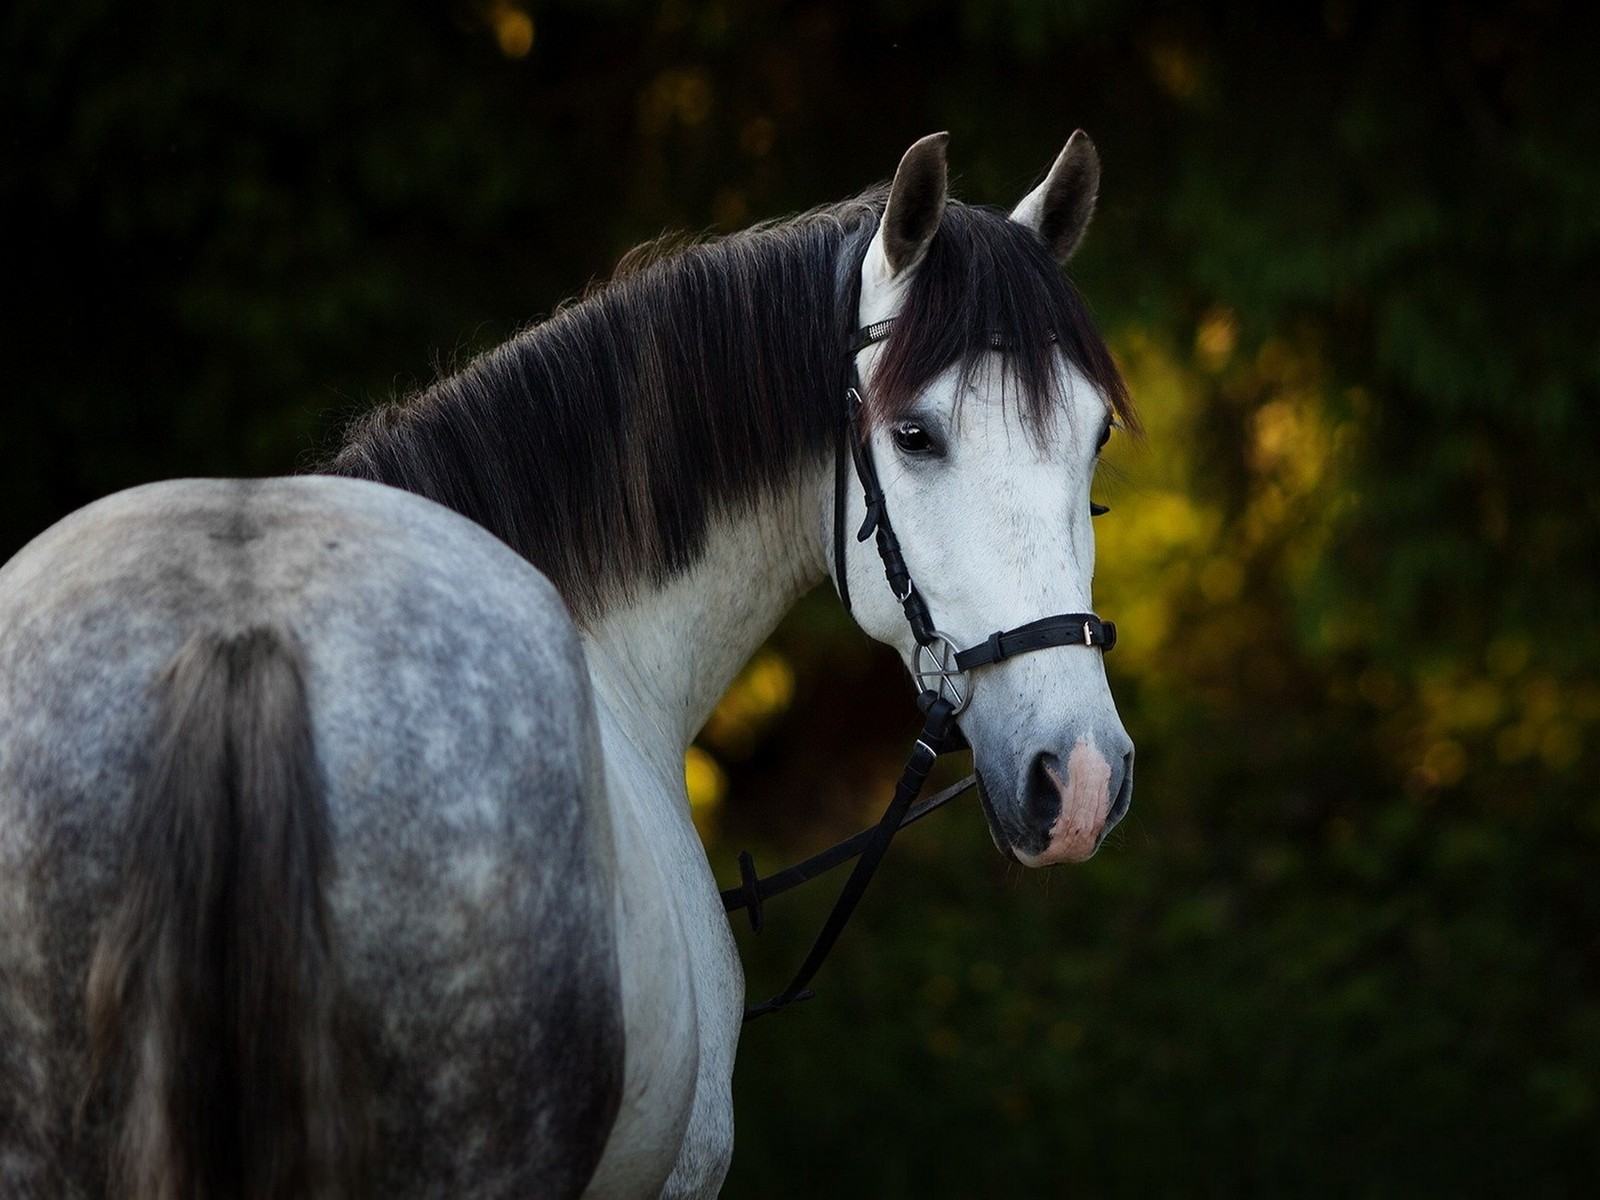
<box><xmin>954</xmin><ymin>613</ymin><xmax>1116</xmax><ymax>670</ymax></box>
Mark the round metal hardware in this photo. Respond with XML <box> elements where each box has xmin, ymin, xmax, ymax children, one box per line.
<box><xmin>913</xmin><ymin>632</ymin><xmax>970</xmax><ymax>714</ymax></box>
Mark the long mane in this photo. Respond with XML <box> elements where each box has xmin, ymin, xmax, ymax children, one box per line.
<box><xmin>321</xmin><ymin>192</ymin><xmax>1133</xmax><ymax>619</ymax></box>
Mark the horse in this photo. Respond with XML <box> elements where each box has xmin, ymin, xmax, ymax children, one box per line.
<box><xmin>0</xmin><ymin>131</ymin><xmax>1138</xmax><ymax>1198</ymax></box>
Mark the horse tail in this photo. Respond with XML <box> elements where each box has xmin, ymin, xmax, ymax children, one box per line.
<box><xmin>84</xmin><ymin>624</ymin><xmax>367</xmax><ymax>1199</ymax></box>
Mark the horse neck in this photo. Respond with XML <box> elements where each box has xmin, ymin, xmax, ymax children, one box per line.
<box><xmin>580</xmin><ymin>473</ymin><xmax>828</xmax><ymax>756</ymax></box>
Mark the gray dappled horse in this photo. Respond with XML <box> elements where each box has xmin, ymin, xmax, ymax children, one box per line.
<box><xmin>0</xmin><ymin>134</ymin><xmax>1137</xmax><ymax>1198</ymax></box>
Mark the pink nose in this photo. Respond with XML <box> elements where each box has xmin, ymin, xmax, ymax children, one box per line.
<box><xmin>1016</xmin><ymin>739</ymin><xmax>1117</xmax><ymax>865</ymax></box>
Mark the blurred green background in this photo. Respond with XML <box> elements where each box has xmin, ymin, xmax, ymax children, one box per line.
<box><xmin>5</xmin><ymin>0</ymin><xmax>1598</xmax><ymax>1193</ymax></box>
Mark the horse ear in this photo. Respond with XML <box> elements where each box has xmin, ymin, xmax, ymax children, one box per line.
<box><xmin>1011</xmin><ymin>130</ymin><xmax>1100</xmax><ymax>265</ymax></box>
<box><xmin>872</xmin><ymin>132</ymin><xmax>949</xmax><ymax>280</ymax></box>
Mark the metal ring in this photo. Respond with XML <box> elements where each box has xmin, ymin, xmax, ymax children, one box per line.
<box><xmin>913</xmin><ymin>632</ymin><xmax>970</xmax><ymax>714</ymax></box>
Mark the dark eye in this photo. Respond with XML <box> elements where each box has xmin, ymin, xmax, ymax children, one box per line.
<box><xmin>1096</xmin><ymin>421</ymin><xmax>1113</xmax><ymax>453</ymax></box>
<box><xmin>892</xmin><ymin>420</ymin><xmax>939</xmax><ymax>457</ymax></box>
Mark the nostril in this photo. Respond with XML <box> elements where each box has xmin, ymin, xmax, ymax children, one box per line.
<box><xmin>1106</xmin><ymin>748</ymin><xmax>1134</xmax><ymax>827</ymax></box>
<box><xmin>1026</xmin><ymin>752</ymin><xmax>1063</xmax><ymax>826</ymax></box>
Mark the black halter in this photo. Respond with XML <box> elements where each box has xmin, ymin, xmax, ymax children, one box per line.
<box><xmin>725</xmin><ymin>318</ymin><xmax>1118</xmax><ymax>1022</ymax></box>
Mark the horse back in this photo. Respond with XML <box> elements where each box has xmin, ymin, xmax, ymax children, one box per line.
<box><xmin>0</xmin><ymin>476</ymin><xmax>623</xmax><ymax>1198</ymax></box>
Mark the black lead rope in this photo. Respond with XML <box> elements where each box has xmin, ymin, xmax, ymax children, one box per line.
<box><xmin>721</xmin><ymin>768</ymin><xmax>979</xmax><ymax>934</ymax></box>
<box><xmin>728</xmin><ymin>317</ymin><xmax>1118</xmax><ymax>1023</ymax></box>
<box><xmin>733</xmin><ymin>694</ymin><xmax>961</xmax><ymax>1021</ymax></box>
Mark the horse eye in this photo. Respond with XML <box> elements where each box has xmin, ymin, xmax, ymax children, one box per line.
<box><xmin>1096</xmin><ymin>422</ymin><xmax>1113</xmax><ymax>452</ymax></box>
<box><xmin>892</xmin><ymin>421</ymin><xmax>938</xmax><ymax>456</ymax></box>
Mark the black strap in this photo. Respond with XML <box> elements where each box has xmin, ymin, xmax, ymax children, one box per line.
<box><xmin>741</xmin><ymin>696</ymin><xmax>960</xmax><ymax>1022</ymax></box>
<box><xmin>846</xmin><ymin>391</ymin><xmax>938</xmax><ymax>645</ymax></box>
<box><xmin>954</xmin><ymin>613</ymin><xmax>1116</xmax><ymax>671</ymax></box>
<box><xmin>722</xmin><ymin>771</ymin><xmax>978</xmax><ymax>926</ymax></box>
<box><xmin>832</xmin><ymin>403</ymin><xmax>854</xmax><ymax>614</ymax></box>
<box><xmin>832</xmin><ymin>323</ymin><xmax>894</xmax><ymax>615</ymax></box>
<box><xmin>849</xmin><ymin>318</ymin><xmax>896</xmax><ymax>353</ymax></box>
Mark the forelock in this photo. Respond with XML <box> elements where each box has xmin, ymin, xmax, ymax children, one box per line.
<box><xmin>863</xmin><ymin>201</ymin><xmax>1136</xmax><ymax>437</ymax></box>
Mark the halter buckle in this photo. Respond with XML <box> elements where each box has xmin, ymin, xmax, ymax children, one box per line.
<box><xmin>913</xmin><ymin>632</ymin><xmax>971</xmax><ymax>714</ymax></box>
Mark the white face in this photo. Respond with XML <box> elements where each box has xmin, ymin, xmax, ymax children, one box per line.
<box><xmin>842</xmin><ymin>345</ymin><xmax>1135</xmax><ymax>865</ymax></box>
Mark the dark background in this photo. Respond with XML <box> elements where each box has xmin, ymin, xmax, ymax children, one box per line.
<box><xmin>5</xmin><ymin>0</ymin><xmax>1598</xmax><ymax>1193</ymax></box>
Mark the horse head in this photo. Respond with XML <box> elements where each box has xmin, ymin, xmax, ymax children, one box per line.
<box><xmin>836</xmin><ymin>132</ymin><xmax>1135</xmax><ymax>866</ymax></box>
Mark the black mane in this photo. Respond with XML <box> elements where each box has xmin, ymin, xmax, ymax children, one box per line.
<box><xmin>322</xmin><ymin>192</ymin><xmax>1134</xmax><ymax>619</ymax></box>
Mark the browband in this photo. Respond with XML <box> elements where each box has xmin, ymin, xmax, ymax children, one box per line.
<box><xmin>848</xmin><ymin>320</ymin><xmax>1060</xmax><ymax>355</ymax></box>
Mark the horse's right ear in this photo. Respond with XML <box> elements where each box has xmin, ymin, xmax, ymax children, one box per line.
<box><xmin>866</xmin><ymin>132</ymin><xmax>949</xmax><ymax>284</ymax></box>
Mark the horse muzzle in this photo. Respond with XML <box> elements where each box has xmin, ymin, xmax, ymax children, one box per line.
<box><xmin>976</xmin><ymin>732</ymin><xmax>1133</xmax><ymax>865</ymax></box>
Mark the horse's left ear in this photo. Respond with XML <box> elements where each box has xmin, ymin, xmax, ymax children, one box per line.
<box><xmin>1011</xmin><ymin>130</ymin><xmax>1100</xmax><ymax>265</ymax></box>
